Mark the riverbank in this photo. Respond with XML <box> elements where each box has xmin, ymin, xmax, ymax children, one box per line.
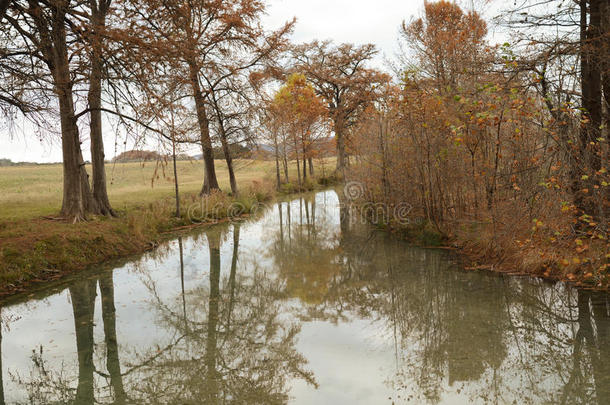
<box><xmin>0</xmin><ymin>188</ymin><xmax>259</xmax><ymax>297</ymax></box>
<box><xmin>4</xmin><ymin>188</ymin><xmax>606</xmax><ymax>404</ymax></box>
<box><xmin>0</xmin><ymin>169</ymin><xmax>337</xmax><ymax>297</ymax></box>
<box><xmin>379</xmin><ymin>217</ymin><xmax>609</xmax><ymax>291</ymax></box>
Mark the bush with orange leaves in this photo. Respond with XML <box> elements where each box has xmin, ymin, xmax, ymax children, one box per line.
<box><xmin>348</xmin><ymin>1</ymin><xmax>608</xmax><ymax>288</ymax></box>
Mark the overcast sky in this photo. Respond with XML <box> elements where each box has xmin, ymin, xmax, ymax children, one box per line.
<box><xmin>0</xmin><ymin>0</ymin><xmax>471</xmax><ymax>163</ymax></box>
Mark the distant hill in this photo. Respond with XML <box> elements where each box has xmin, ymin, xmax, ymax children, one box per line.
<box><xmin>112</xmin><ymin>150</ymin><xmax>162</xmax><ymax>163</ymax></box>
<box><xmin>192</xmin><ymin>144</ymin><xmax>252</xmax><ymax>160</ymax></box>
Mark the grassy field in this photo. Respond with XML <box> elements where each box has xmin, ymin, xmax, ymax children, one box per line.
<box><xmin>0</xmin><ymin>157</ymin><xmax>337</xmax><ymax>296</ymax></box>
<box><xmin>0</xmin><ymin>159</ymin><xmax>285</xmax><ymax>221</ymax></box>
<box><xmin>0</xmin><ymin>158</ymin><xmax>338</xmax><ymax>221</ymax></box>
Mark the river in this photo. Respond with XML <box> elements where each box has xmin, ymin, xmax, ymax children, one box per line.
<box><xmin>0</xmin><ymin>190</ymin><xmax>608</xmax><ymax>404</ymax></box>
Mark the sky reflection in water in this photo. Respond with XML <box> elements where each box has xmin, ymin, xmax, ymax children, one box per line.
<box><xmin>0</xmin><ymin>190</ymin><xmax>609</xmax><ymax>404</ymax></box>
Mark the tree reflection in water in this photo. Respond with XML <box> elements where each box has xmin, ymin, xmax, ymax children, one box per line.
<box><xmin>4</xmin><ymin>191</ymin><xmax>610</xmax><ymax>404</ymax></box>
<box><xmin>123</xmin><ymin>224</ymin><xmax>316</xmax><ymax>404</ymax></box>
<box><xmin>266</xmin><ymin>192</ymin><xmax>610</xmax><ymax>404</ymax></box>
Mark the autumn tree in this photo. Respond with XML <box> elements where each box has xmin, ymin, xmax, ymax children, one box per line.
<box><xmin>260</xmin><ymin>91</ymin><xmax>292</xmax><ymax>189</ymax></box>
<box><xmin>272</xmin><ymin>73</ymin><xmax>328</xmax><ymax>188</ymax></box>
<box><xmin>347</xmin><ymin>0</ymin><xmax>608</xmax><ymax>286</ymax></box>
<box><xmin>399</xmin><ymin>0</ymin><xmax>489</xmax><ymax>92</ymax></box>
<box><xmin>1</xmin><ymin>1</ymin><xmax>95</xmax><ymax>220</ymax></box>
<box><xmin>122</xmin><ymin>0</ymin><xmax>293</xmax><ymax>195</ymax></box>
<box><xmin>1</xmin><ymin>0</ymin><xmax>118</xmax><ymax>219</ymax></box>
<box><xmin>500</xmin><ymin>0</ymin><xmax>609</xmax><ymax>227</ymax></box>
<box><xmin>291</xmin><ymin>41</ymin><xmax>389</xmax><ymax>173</ymax></box>
<box><xmin>201</xmin><ymin>24</ymin><xmax>293</xmax><ymax>196</ymax></box>
<box><xmin>206</xmin><ymin>75</ymin><xmax>255</xmax><ymax>196</ymax></box>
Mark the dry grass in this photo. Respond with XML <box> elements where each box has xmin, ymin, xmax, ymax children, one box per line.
<box><xmin>0</xmin><ymin>157</ymin><xmax>338</xmax><ymax>221</ymax></box>
<box><xmin>0</xmin><ymin>159</ymin><xmax>278</xmax><ymax>221</ymax></box>
<box><xmin>0</xmin><ymin>156</ymin><xmax>338</xmax><ymax>296</ymax></box>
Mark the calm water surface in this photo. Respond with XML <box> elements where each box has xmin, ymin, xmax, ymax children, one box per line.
<box><xmin>0</xmin><ymin>190</ymin><xmax>609</xmax><ymax>404</ymax></box>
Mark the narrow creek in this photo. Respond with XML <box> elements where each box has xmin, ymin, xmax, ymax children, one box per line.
<box><xmin>0</xmin><ymin>190</ymin><xmax>608</xmax><ymax>404</ymax></box>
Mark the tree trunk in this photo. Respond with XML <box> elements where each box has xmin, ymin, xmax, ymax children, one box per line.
<box><xmin>335</xmin><ymin>116</ymin><xmax>347</xmax><ymax>175</ymax></box>
<box><xmin>308</xmin><ymin>156</ymin><xmax>314</xmax><ymax>177</ymax></box>
<box><xmin>188</xmin><ymin>63</ymin><xmax>219</xmax><ymax>195</ymax></box>
<box><xmin>218</xmin><ymin>121</ymin><xmax>238</xmax><ymax>196</ymax></box>
<box><xmin>470</xmin><ymin>151</ymin><xmax>478</xmax><ymax>218</ymax></box>
<box><xmin>602</xmin><ymin>1</ymin><xmax>610</xmax><ymax>124</ymax></box>
<box><xmin>302</xmin><ymin>147</ymin><xmax>307</xmax><ymax>181</ymax></box>
<box><xmin>39</xmin><ymin>2</ymin><xmax>90</xmax><ymax>221</ymax></box>
<box><xmin>379</xmin><ymin>118</ymin><xmax>389</xmax><ymax>203</ymax></box>
<box><xmin>577</xmin><ymin>0</ymin><xmax>604</xmax><ymax>219</ymax></box>
<box><xmin>283</xmin><ymin>157</ymin><xmax>289</xmax><ymax>182</ymax></box>
<box><xmin>87</xmin><ymin>1</ymin><xmax>114</xmax><ymax>216</ymax></box>
<box><xmin>274</xmin><ymin>137</ymin><xmax>281</xmax><ymax>190</ymax></box>
<box><xmin>57</xmin><ymin>71</ymin><xmax>87</xmax><ymax>220</ymax></box>
<box><xmin>282</xmin><ymin>141</ymin><xmax>290</xmax><ymax>182</ymax></box>
<box><xmin>172</xmin><ymin>135</ymin><xmax>181</xmax><ymax>218</ymax></box>
<box><xmin>294</xmin><ymin>138</ymin><xmax>302</xmax><ymax>188</ymax></box>
<box><xmin>599</xmin><ymin>0</ymin><xmax>610</xmax><ymax>224</ymax></box>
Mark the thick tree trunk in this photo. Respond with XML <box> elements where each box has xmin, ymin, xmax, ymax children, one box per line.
<box><xmin>577</xmin><ymin>0</ymin><xmax>604</xmax><ymax>220</ymax></box>
<box><xmin>87</xmin><ymin>2</ymin><xmax>114</xmax><ymax>216</ymax></box>
<box><xmin>41</xmin><ymin>2</ymin><xmax>90</xmax><ymax>221</ymax></box>
<box><xmin>59</xmin><ymin>123</ymin><xmax>84</xmax><ymax>219</ymax></box>
<box><xmin>57</xmin><ymin>74</ymin><xmax>87</xmax><ymax>220</ymax></box>
<box><xmin>585</xmin><ymin>0</ymin><xmax>604</xmax><ymax>140</ymax></box>
<box><xmin>188</xmin><ymin>64</ymin><xmax>219</xmax><ymax>195</ymax></box>
<box><xmin>335</xmin><ymin>115</ymin><xmax>347</xmax><ymax>175</ymax></box>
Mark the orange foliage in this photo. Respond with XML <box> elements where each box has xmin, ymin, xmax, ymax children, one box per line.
<box><xmin>350</xmin><ymin>1</ymin><xmax>609</xmax><ymax>288</ymax></box>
